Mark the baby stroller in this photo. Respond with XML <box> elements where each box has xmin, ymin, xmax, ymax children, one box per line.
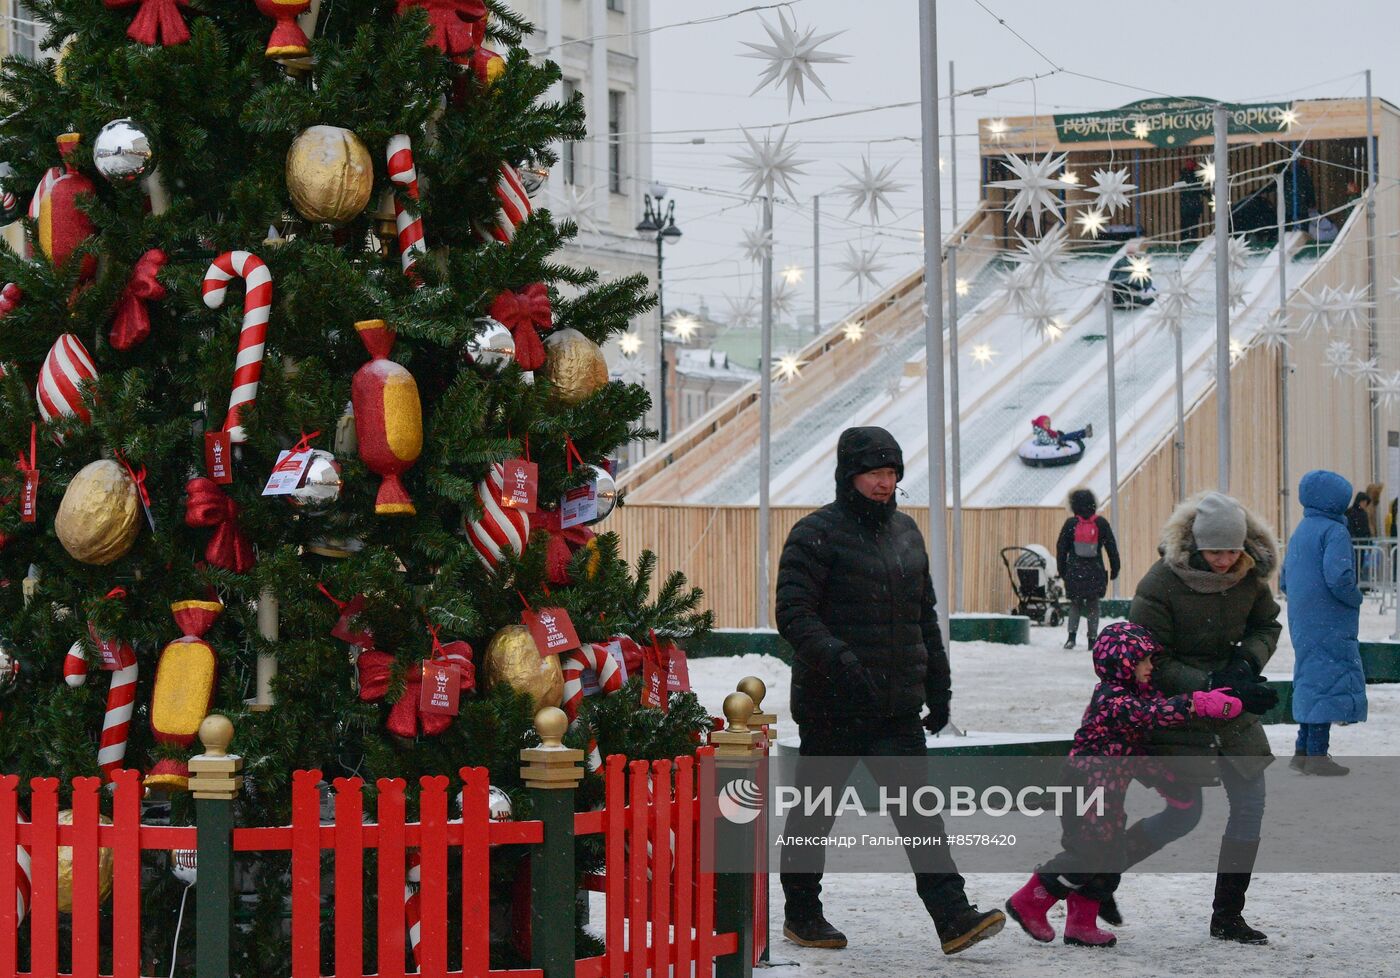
<box><xmin>1000</xmin><ymin>545</ymin><xmax>1066</xmax><ymax>626</ymax></box>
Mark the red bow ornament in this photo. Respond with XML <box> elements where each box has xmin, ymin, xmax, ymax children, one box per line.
<box><xmin>396</xmin><ymin>0</ymin><xmax>486</xmax><ymax>58</ymax></box>
<box><xmin>488</xmin><ymin>284</ymin><xmax>551</xmax><ymax>371</ymax></box>
<box><xmin>357</xmin><ymin>649</ymin><xmax>470</xmax><ymax>737</ymax></box>
<box><xmin>103</xmin><ymin>0</ymin><xmax>191</xmax><ymax>46</ymax></box>
<box><xmin>110</xmin><ymin>249</ymin><xmax>167</xmax><ymax>351</ymax></box>
<box><xmin>184</xmin><ymin>477</ymin><xmax>254</xmax><ymax>573</ymax></box>
<box><xmin>536</xmin><ymin>508</ymin><xmax>595</xmax><ymax>586</ymax></box>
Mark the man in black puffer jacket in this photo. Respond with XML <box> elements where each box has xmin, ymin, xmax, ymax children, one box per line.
<box><xmin>776</xmin><ymin>427</ymin><xmax>1005</xmax><ymax>955</ymax></box>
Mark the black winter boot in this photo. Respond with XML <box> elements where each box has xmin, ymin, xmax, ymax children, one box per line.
<box><xmin>1289</xmin><ymin>749</ymin><xmax>1306</xmax><ymax>772</ymax></box>
<box><xmin>1210</xmin><ymin>837</ymin><xmax>1268</xmax><ymax>945</ymax></box>
<box><xmin>937</xmin><ymin>905</ymin><xmax>1006</xmax><ymax>955</ymax></box>
<box><xmin>783</xmin><ymin>914</ymin><xmax>848</xmax><ymax>949</ymax></box>
<box><xmin>1063</xmin><ymin>633</ymin><xmax>1076</xmax><ymax>650</ymax></box>
<box><xmin>1304</xmin><ymin>755</ymin><xmax>1350</xmax><ymax>776</ymax></box>
<box><xmin>1099</xmin><ymin>821</ymin><xmax>1160</xmax><ymax>925</ymax></box>
<box><xmin>1097</xmin><ymin>893</ymin><xmax>1122</xmax><ymax>927</ymax></box>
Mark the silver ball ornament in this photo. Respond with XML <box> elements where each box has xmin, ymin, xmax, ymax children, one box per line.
<box><xmin>583</xmin><ymin>464</ymin><xmax>617</xmax><ymax>523</ymax></box>
<box><xmin>288</xmin><ymin>449</ymin><xmax>342</xmax><ymax>514</ymax></box>
<box><xmin>519</xmin><ymin>166</ymin><xmax>549</xmax><ymax>200</ymax></box>
<box><xmin>466</xmin><ymin>317</ymin><xmax>515</xmax><ymax>369</ymax></box>
<box><xmin>170</xmin><ymin>849</ymin><xmax>197</xmax><ymax>885</ymax></box>
<box><xmin>92</xmin><ymin>118</ymin><xmax>156</xmax><ymax>184</ymax></box>
<box><xmin>487</xmin><ymin>786</ymin><xmax>513</xmax><ymax>822</ymax></box>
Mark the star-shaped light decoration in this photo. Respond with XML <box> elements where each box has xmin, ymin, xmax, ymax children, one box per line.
<box><xmin>1087</xmin><ymin>168</ymin><xmax>1136</xmax><ymax>213</ymax></box>
<box><xmin>986</xmin><ymin>119</ymin><xmax>1008</xmax><ymax>143</ymax></box>
<box><xmin>836</xmin><ymin>243</ymin><xmax>890</xmax><ymax>296</ymax></box>
<box><xmin>1255</xmin><ymin>310</ymin><xmax>1293</xmax><ymax>352</ymax></box>
<box><xmin>668</xmin><ymin>313</ymin><xmax>699</xmax><ymax>342</ymax></box>
<box><xmin>955</xmin><ymin>277</ymin><xmax>970</xmax><ymax>297</ymax></box>
<box><xmin>740</xmin><ymin>9</ymin><xmax>847</xmax><ymax>109</ymax></box>
<box><xmin>545</xmin><ymin>183</ymin><xmax>599</xmax><ymax>235</ymax></box>
<box><xmin>1296</xmin><ymin>285</ymin><xmax>1337</xmax><ymax>336</ymax></box>
<box><xmin>614</xmin><ymin>357</ymin><xmax>648</xmax><ymax>386</ymax></box>
<box><xmin>1197</xmin><ymin>159</ymin><xmax>1216</xmax><ymax>185</ymax></box>
<box><xmin>725</xmin><ymin>292</ymin><xmax>758</xmax><ymax>328</ymax></box>
<box><xmin>1332</xmin><ymin>285</ymin><xmax>1372</xmax><ymax>333</ymax></box>
<box><xmin>838</xmin><ymin>156</ymin><xmax>905</xmax><ymax>224</ymax></box>
<box><xmin>1226</xmin><ymin>236</ymin><xmax>1253</xmax><ymax>275</ymax></box>
<box><xmin>1061</xmin><ymin>170</ymin><xmax>1079</xmax><ymax>186</ymax></box>
<box><xmin>970</xmin><ymin>344</ymin><xmax>999</xmax><ymax>367</ymax></box>
<box><xmin>618</xmin><ymin>332</ymin><xmax>643</xmax><ymax>356</ymax></box>
<box><xmin>989</xmin><ymin>152</ymin><xmax>1073</xmax><ymax>232</ymax></box>
<box><xmin>1008</xmin><ymin>225</ymin><xmax>1069</xmax><ymax>287</ymax></box>
<box><xmin>1350</xmin><ymin>357</ymin><xmax>1382</xmax><ymax>382</ymax></box>
<box><xmin>841</xmin><ymin>320</ymin><xmax>865</xmax><ymax>343</ymax></box>
<box><xmin>1231</xmin><ymin>338</ymin><xmax>1245</xmax><ymax>363</ymax></box>
<box><xmin>1325</xmin><ymin>339</ymin><xmax>1355</xmax><ymax>378</ymax></box>
<box><xmin>1278</xmin><ymin>107</ymin><xmax>1299</xmax><ymax>131</ymax></box>
<box><xmin>1020</xmin><ymin>287</ymin><xmax>1065</xmax><ymax>340</ymax></box>
<box><xmin>1075</xmin><ymin>207</ymin><xmax>1108</xmax><ymax>239</ymax></box>
<box><xmin>1000</xmin><ymin>265</ymin><xmax>1036</xmax><ymax>312</ymax></box>
<box><xmin>1126</xmin><ymin>254</ymin><xmax>1152</xmax><ymax>286</ymax></box>
<box><xmin>883</xmin><ymin>375</ymin><xmax>904</xmax><ymax>400</ymax></box>
<box><xmin>1153</xmin><ymin>269</ymin><xmax>1197</xmax><ymax>334</ymax></box>
<box><xmin>1131</xmin><ymin>119</ymin><xmax>1152</xmax><ymax>141</ymax></box>
<box><xmin>772</xmin><ymin>277</ymin><xmax>797</xmax><ymax>320</ymax></box>
<box><xmin>781</xmin><ymin>264</ymin><xmax>805</xmax><ymax>285</ymax></box>
<box><xmin>740</xmin><ymin>225</ymin><xmax>772</xmax><ymax>264</ymax></box>
<box><xmin>773</xmin><ymin>352</ymin><xmax>806</xmax><ymax>382</ymax></box>
<box><xmin>873</xmin><ymin>327</ymin><xmax>903</xmax><ymax>356</ymax></box>
<box><xmin>731</xmin><ymin>127</ymin><xmax>808</xmax><ymax>200</ymax></box>
<box><xmin>1228</xmin><ymin>275</ymin><xmax>1248</xmax><ymax>311</ymax></box>
<box><xmin>1373</xmin><ymin>371</ymin><xmax>1400</xmax><ymax>409</ymax></box>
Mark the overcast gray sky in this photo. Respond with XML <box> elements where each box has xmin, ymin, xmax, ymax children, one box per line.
<box><xmin>646</xmin><ymin>0</ymin><xmax>1398</xmax><ymax>327</ymax></box>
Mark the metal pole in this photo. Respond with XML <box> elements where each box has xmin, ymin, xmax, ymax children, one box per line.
<box><xmin>949</xmin><ymin>244</ymin><xmax>963</xmax><ymax>613</ymax></box>
<box><xmin>949</xmin><ymin>60</ymin><xmax>958</xmax><ymax>227</ymax></box>
<box><xmin>1366</xmin><ymin>69</ymin><xmax>1381</xmax><ymax>482</ymax></box>
<box><xmin>1104</xmin><ymin>283</ymin><xmax>1121</xmax><ymax>599</ymax></box>
<box><xmin>1174</xmin><ymin>327</ymin><xmax>1187</xmax><ymax>501</ymax></box>
<box><xmin>757</xmin><ymin>194</ymin><xmax>774</xmax><ymax>629</ymax></box>
<box><xmin>918</xmin><ymin>0</ymin><xmax>950</xmax><ymax>651</ymax></box>
<box><xmin>813</xmin><ymin>194</ymin><xmax>821</xmax><ymax>335</ymax></box>
<box><xmin>656</xmin><ymin>232</ymin><xmax>668</xmax><ymax>443</ymax></box>
<box><xmin>1277</xmin><ymin>169</ymin><xmax>1292</xmax><ymax>542</ymax></box>
<box><xmin>1213</xmin><ymin>104</ymin><xmax>1231</xmax><ymax>493</ymax></box>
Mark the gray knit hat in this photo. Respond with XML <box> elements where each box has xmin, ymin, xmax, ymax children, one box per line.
<box><xmin>1192</xmin><ymin>492</ymin><xmax>1247</xmax><ymax>550</ymax></box>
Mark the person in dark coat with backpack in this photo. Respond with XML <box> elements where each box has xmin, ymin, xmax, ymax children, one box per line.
<box><xmin>775</xmin><ymin>426</ymin><xmax>1005</xmax><ymax>956</ymax></box>
<box><xmin>1281</xmin><ymin>470</ymin><xmax>1366</xmax><ymax>776</ymax></box>
<box><xmin>1056</xmin><ymin>488</ymin><xmax>1121</xmax><ymax>649</ymax></box>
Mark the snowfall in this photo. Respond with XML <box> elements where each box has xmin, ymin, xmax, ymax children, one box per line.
<box><xmin>653</xmin><ymin>603</ymin><xmax>1400</xmax><ymax>978</ymax></box>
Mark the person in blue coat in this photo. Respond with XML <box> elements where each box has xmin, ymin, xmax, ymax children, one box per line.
<box><xmin>1281</xmin><ymin>470</ymin><xmax>1367</xmax><ymax>776</ymax></box>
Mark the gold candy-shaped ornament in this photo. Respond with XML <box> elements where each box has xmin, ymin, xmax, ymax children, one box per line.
<box><xmin>54</xmin><ymin>460</ymin><xmax>141</xmax><ymax>565</ymax></box>
<box><xmin>285</xmin><ymin>125</ymin><xmax>373</xmax><ymax>225</ymax></box>
<box><xmin>483</xmin><ymin>625</ymin><xmax>562</xmax><ymax>709</ymax></box>
<box><xmin>541</xmin><ymin>329</ymin><xmax>609</xmax><ymax>406</ymax></box>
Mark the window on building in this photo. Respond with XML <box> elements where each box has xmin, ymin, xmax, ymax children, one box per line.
<box><xmin>561</xmin><ymin>79</ymin><xmax>577</xmax><ymax>185</ymax></box>
<box><xmin>11</xmin><ymin>2</ymin><xmax>39</xmax><ymax>60</ymax></box>
<box><xmin>606</xmin><ymin>0</ymin><xmax>624</xmax><ymax>11</ymax></box>
<box><xmin>608</xmin><ymin>90</ymin><xmax>624</xmax><ymax>194</ymax></box>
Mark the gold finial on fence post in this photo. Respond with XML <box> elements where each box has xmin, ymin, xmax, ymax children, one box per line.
<box><xmin>188</xmin><ymin>715</ymin><xmax>243</xmax><ymax>801</ymax></box>
<box><xmin>520</xmin><ymin>707</ymin><xmax>585</xmax><ymax>789</ymax></box>
<box><xmin>711</xmin><ymin>692</ymin><xmax>760</xmax><ymax>757</ymax></box>
<box><xmin>737</xmin><ymin>676</ymin><xmax>777</xmax><ymax>741</ymax></box>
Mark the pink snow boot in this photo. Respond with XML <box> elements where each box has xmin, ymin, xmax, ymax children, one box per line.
<box><xmin>1063</xmin><ymin>892</ymin><xmax>1117</xmax><ymax>947</ymax></box>
<box><xmin>1005</xmin><ymin>876</ymin><xmax>1058</xmax><ymax>943</ymax></box>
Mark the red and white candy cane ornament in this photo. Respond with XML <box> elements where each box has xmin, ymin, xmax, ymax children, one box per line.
<box><xmin>405</xmin><ymin>850</ymin><xmax>422</xmax><ymax>969</ymax></box>
<box><xmin>63</xmin><ymin>641</ymin><xmax>88</xmax><ymax>687</ymax></box>
<box><xmin>15</xmin><ymin>811</ymin><xmax>30</xmax><ymax>925</ymax></box>
<box><xmin>560</xmin><ymin>642</ymin><xmax>623</xmax><ymax>721</ymax></box>
<box><xmin>464</xmin><ymin>463</ymin><xmax>529</xmax><ymax>571</ymax></box>
<box><xmin>98</xmin><ymin>656</ymin><xmax>138</xmax><ymax>782</ymax></box>
<box><xmin>202</xmin><ymin>251</ymin><xmax>272</xmax><ymax>443</ymax></box>
<box><xmin>386</xmin><ymin>135</ymin><xmax>427</xmax><ymax>276</ymax></box>
<box><xmin>472</xmin><ymin>164</ymin><xmax>531</xmax><ymax>244</ymax></box>
<box><xmin>36</xmin><ymin>333</ymin><xmax>98</xmax><ymax>425</ymax></box>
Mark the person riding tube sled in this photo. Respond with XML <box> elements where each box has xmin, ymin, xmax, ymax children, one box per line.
<box><xmin>1019</xmin><ymin>416</ymin><xmax>1094</xmax><ymax>467</ymax></box>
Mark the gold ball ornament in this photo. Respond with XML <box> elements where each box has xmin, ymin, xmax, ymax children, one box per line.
<box><xmin>54</xmin><ymin>460</ymin><xmax>141</xmax><ymax>565</ymax></box>
<box><xmin>285</xmin><ymin>125</ymin><xmax>373</xmax><ymax>225</ymax></box>
<box><xmin>483</xmin><ymin>625</ymin><xmax>562</xmax><ymax>709</ymax></box>
<box><xmin>56</xmin><ymin>810</ymin><xmax>115</xmax><ymax>913</ymax></box>
<box><xmin>541</xmin><ymin>329</ymin><xmax>608</xmax><ymax>406</ymax></box>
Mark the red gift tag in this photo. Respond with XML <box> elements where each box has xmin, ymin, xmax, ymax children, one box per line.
<box><xmin>19</xmin><ymin>469</ymin><xmax>37</xmax><ymax>523</ymax></box>
<box><xmin>204</xmin><ymin>430</ymin><xmax>233</xmax><ymax>484</ymax></box>
<box><xmin>330</xmin><ymin>593</ymin><xmax>372</xmax><ymax>648</ymax></box>
<box><xmin>500</xmin><ymin>458</ymin><xmax>538</xmax><ymax>513</ymax></box>
<box><xmin>641</xmin><ymin>647</ymin><xmax>669</xmax><ymax>712</ymax></box>
<box><xmin>418</xmin><ymin>660</ymin><xmax>462</xmax><ymax>715</ymax></box>
<box><xmin>523</xmin><ymin>606</ymin><xmax>580</xmax><ymax>657</ymax></box>
<box><xmin>666</xmin><ymin>644</ymin><xmax>691</xmax><ymax>693</ymax></box>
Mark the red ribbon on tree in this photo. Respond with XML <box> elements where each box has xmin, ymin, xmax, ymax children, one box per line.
<box><xmin>395</xmin><ymin>0</ymin><xmax>486</xmax><ymax>57</ymax></box>
<box><xmin>184</xmin><ymin>477</ymin><xmax>254</xmax><ymax>573</ymax></box>
<box><xmin>110</xmin><ymin>249</ymin><xmax>167</xmax><ymax>351</ymax></box>
<box><xmin>488</xmin><ymin>284</ymin><xmax>551</xmax><ymax>371</ymax></box>
<box><xmin>356</xmin><ymin>647</ymin><xmax>470</xmax><ymax>738</ymax></box>
<box><xmin>535</xmin><ymin>507</ymin><xmax>595</xmax><ymax>585</ymax></box>
<box><xmin>102</xmin><ymin>0</ymin><xmax>191</xmax><ymax>46</ymax></box>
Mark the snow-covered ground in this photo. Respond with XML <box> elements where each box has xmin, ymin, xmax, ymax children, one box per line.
<box><xmin>676</xmin><ymin>601</ymin><xmax>1400</xmax><ymax>976</ymax></box>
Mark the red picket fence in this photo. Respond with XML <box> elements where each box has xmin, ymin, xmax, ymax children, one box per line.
<box><xmin>0</xmin><ymin>747</ymin><xmax>744</xmax><ymax>978</ymax></box>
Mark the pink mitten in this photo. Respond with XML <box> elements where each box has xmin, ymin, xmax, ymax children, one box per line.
<box><xmin>1192</xmin><ymin>689</ymin><xmax>1242</xmax><ymax>719</ymax></box>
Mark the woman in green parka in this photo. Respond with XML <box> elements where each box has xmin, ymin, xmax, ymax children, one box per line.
<box><xmin>1122</xmin><ymin>492</ymin><xmax>1282</xmax><ymax>945</ymax></box>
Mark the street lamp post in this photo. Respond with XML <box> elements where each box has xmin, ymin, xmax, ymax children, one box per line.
<box><xmin>636</xmin><ymin>184</ymin><xmax>682</xmax><ymax>444</ymax></box>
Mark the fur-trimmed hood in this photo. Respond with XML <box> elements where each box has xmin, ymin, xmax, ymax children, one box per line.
<box><xmin>1160</xmin><ymin>491</ymin><xmax>1279</xmax><ymax>581</ymax></box>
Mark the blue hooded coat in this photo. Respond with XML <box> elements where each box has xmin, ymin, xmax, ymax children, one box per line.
<box><xmin>1282</xmin><ymin>470</ymin><xmax>1367</xmax><ymax>724</ymax></box>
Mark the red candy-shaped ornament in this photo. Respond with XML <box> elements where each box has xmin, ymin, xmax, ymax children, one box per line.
<box><xmin>352</xmin><ymin>320</ymin><xmax>422</xmax><ymax>516</ymax></box>
<box><xmin>31</xmin><ymin>134</ymin><xmax>97</xmax><ymax>281</ymax></box>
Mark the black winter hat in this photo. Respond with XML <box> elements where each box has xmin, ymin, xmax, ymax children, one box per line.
<box><xmin>835</xmin><ymin>427</ymin><xmax>904</xmax><ymax>485</ymax></box>
<box><xmin>1069</xmin><ymin>488</ymin><xmax>1097</xmax><ymax>518</ymax></box>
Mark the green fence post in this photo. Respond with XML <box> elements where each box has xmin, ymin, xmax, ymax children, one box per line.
<box><xmin>520</xmin><ymin>707</ymin><xmax>584</xmax><ymax>978</ymax></box>
<box><xmin>189</xmin><ymin>715</ymin><xmax>243</xmax><ymax>978</ymax></box>
<box><xmin>712</xmin><ymin>692</ymin><xmax>759</xmax><ymax>978</ymax></box>
<box><xmin>737</xmin><ymin>677</ymin><xmax>775</xmax><ymax>965</ymax></box>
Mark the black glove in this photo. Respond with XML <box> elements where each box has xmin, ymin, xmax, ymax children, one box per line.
<box><xmin>1208</xmin><ymin>656</ymin><xmax>1257</xmax><ymax>691</ymax></box>
<box><xmin>923</xmin><ymin>701</ymin><xmax>950</xmax><ymax>735</ymax></box>
<box><xmin>833</xmin><ymin>650</ymin><xmax>881</xmax><ymax>711</ymax></box>
<box><xmin>1227</xmin><ymin>681</ymin><xmax>1279</xmax><ymax>715</ymax></box>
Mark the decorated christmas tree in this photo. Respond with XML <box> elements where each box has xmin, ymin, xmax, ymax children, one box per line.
<box><xmin>0</xmin><ymin>0</ymin><xmax>713</xmax><ymax>971</ymax></box>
